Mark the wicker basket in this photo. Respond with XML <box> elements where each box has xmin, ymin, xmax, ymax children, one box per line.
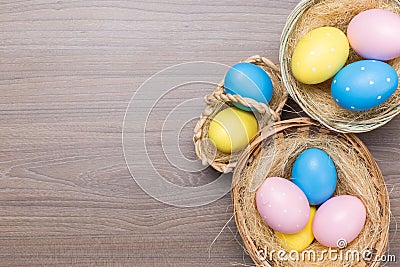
<box><xmin>279</xmin><ymin>0</ymin><xmax>400</xmax><ymax>133</ymax></box>
<box><xmin>193</xmin><ymin>55</ymin><xmax>288</xmax><ymax>173</ymax></box>
<box><xmin>232</xmin><ymin>117</ymin><xmax>390</xmax><ymax>266</ymax></box>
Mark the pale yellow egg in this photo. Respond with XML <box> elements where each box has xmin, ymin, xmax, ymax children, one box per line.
<box><xmin>275</xmin><ymin>206</ymin><xmax>316</xmax><ymax>252</ymax></box>
<box><xmin>291</xmin><ymin>27</ymin><xmax>349</xmax><ymax>84</ymax></box>
<box><xmin>208</xmin><ymin>107</ymin><xmax>258</xmax><ymax>154</ymax></box>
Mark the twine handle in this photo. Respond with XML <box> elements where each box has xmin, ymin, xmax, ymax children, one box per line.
<box><xmin>205</xmin><ymin>91</ymin><xmax>280</xmax><ymax>121</ymax></box>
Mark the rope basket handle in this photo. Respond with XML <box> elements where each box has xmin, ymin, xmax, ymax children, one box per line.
<box><xmin>204</xmin><ymin>55</ymin><xmax>283</xmax><ymax>121</ymax></box>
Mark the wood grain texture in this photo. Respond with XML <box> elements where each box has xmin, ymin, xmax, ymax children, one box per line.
<box><xmin>0</xmin><ymin>0</ymin><xmax>398</xmax><ymax>266</ymax></box>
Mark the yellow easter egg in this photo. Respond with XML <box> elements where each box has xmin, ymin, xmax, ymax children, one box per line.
<box><xmin>275</xmin><ymin>206</ymin><xmax>316</xmax><ymax>252</ymax></box>
<box><xmin>291</xmin><ymin>27</ymin><xmax>349</xmax><ymax>84</ymax></box>
<box><xmin>208</xmin><ymin>107</ymin><xmax>258</xmax><ymax>154</ymax></box>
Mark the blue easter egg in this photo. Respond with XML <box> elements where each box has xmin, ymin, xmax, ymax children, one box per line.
<box><xmin>331</xmin><ymin>60</ymin><xmax>399</xmax><ymax>111</ymax></box>
<box><xmin>291</xmin><ymin>148</ymin><xmax>337</xmax><ymax>205</ymax></box>
<box><xmin>224</xmin><ymin>62</ymin><xmax>273</xmax><ymax>111</ymax></box>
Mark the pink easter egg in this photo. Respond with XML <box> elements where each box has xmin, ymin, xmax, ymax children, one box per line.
<box><xmin>312</xmin><ymin>195</ymin><xmax>366</xmax><ymax>248</ymax></box>
<box><xmin>347</xmin><ymin>9</ymin><xmax>400</xmax><ymax>61</ymax></box>
<box><xmin>256</xmin><ymin>177</ymin><xmax>310</xmax><ymax>234</ymax></box>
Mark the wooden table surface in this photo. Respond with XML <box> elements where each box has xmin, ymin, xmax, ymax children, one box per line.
<box><xmin>0</xmin><ymin>0</ymin><xmax>399</xmax><ymax>266</ymax></box>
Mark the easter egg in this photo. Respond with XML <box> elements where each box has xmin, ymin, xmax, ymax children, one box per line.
<box><xmin>291</xmin><ymin>148</ymin><xmax>337</xmax><ymax>205</ymax></box>
<box><xmin>208</xmin><ymin>107</ymin><xmax>258</xmax><ymax>154</ymax></box>
<box><xmin>347</xmin><ymin>9</ymin><xmax>400</xmax><ymax>61</ymax></box>
<box><xmin>291</xmin><ymin>27</ymin><xmax>349</xmax><ymax>84</ymax></box>
<box><xmin>312</xmin><ymin>195</ymin><xmax>366</xmax><ymax>248</ymax></box>
<box><xmin>331</xmin><ymin>60</ymin><xmax>399</xmax><ymax>111</ymax></box>
<box><xmin>224</xmin><ymin>62</ymin><xmax>273</xmax><ymax>111</ymax></box>
<box><xmin>256</xmin><ymin>177</ymin><xmax>310</xmax><ymax>234</ymax></box>
<box><xmin>275</xmin><ymin>206</ymin><xmax>316</xmax><ymax>252</ymax></box>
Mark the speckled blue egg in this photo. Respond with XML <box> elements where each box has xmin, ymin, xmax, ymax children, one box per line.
<box><xmin>224</xmin><ymin>62</ymin><xmax>273</xmax><ymax>111</ymax></box>
<box><xmin>291</xmin><ymin>148</ymin><xmax>337</xmax><ymax>206</ymax></box>
<box><xmin>331</xmin><ymin>60</ymin><xmax>399</xmax><ymax>111</ymax></box>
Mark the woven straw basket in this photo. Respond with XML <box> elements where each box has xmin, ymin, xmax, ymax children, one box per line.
<box><xmin>232</xmin><ymin>117</ymin><xmax>390</xmax><ymax>267</ymax></box>
<box><xmin>193</xmin><ymin>55</ymin><xmax>288</xmax><ymax>173</ymax></box>
<box><xmin>279</xmin><ymin>0</ymin><xmax>400</xmax><ymax>133</ymax></box>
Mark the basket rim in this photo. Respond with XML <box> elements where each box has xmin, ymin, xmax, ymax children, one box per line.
<box><xmin>279</xmin><ymin>0</ymin><xmax>400</xmax><ymax>133</ymax></box>
<box><xmin>231</xmin><ymin>117</ymin><xmax>390</xmax><ymax>266</ymax></box>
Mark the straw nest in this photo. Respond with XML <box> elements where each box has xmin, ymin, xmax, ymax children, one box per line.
<box><xmin>280</xmin><ymin>0</ymin><xmax>400</xmax><ymax>133</ymax></box>
<box><xmin>232</xmin><ymin>117</ymin><xmax>390</xmax><ymax>267</ymax></box>
<box><xmin>193</xmin><ymin>55</ymin><xmax>288</xmax><ymax>173</ymax></box>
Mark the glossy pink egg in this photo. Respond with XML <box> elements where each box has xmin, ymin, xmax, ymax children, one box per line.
<box><xmin>256</xmin><ymin>177</ymin><xmax>310</xmax><ymax>234</ymax></box>
<box><xmin>347</xmin><ymin>9</ymin><xmax>400</xmax><ymax>61</ymax></box>
<box><xmin>312</xmin><ymin>195</ymin><xmax>366</xmax><ymax>248</ymax></box>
